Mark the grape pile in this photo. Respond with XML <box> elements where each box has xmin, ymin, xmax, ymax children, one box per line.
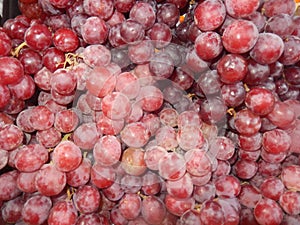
<box><xmin>1</xmin><ymin>0</ymin><xmax>300</xmax><ymax>224</ymax></box>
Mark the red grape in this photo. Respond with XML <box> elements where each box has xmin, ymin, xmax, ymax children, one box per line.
<box><xmin>194</xmin><ymin>0</ymin><xmax>226</xmax><ymax>31</ymax></box>
<box><xmin>222</xmin><ymin>19</ymin><xmax>259</xmax><ymax>54</ymax></box>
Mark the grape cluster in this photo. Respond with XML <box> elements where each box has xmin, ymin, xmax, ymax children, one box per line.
<box><xmin>1</xmin><ymin>0</ymin><xmax>300</xmax><ymax>224</ymax></box>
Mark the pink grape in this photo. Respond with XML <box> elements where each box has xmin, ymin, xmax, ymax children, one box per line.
<box><xmin>47</xmin><ymin>200</ymin><xmax>78</xmax><ymax>225</ymax></box>
<box><xmin>73</xmin><ymin>184</ymin><xmax>101</xmax><ymax>214</ymax></box>
<box><xmin>14</xmin><ymin>143</ymin><xmax>49</xmax><ymax>172</ymax></box>
<box><xmin>52</xmin><ymin>140</ymin><xmax>82</xmax><ymax>172</ymax></box>
<box><xmin>93</xmin><ymin>135</ymin><xmax>122</xmax><ymax>166</ymax></box>
<box><xmin>22</xmin><ymin>194</ymin><xmax>52</xmax><ymax>225</ymax></box>
<box><xmin>35</xmin><ymin>163</ymin><xmax>67</xmax><ymax>196</ymax></box>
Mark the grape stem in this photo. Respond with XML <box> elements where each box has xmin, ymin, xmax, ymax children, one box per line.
<box><xmin>227</xmin><ymin>108</ymin><xmax>237</xmax><ymax>117</ymax></box>
<box><xmin>11</xmin><ymin>42</ymin><xmax>28</xmax><ymax>57</ymax></box>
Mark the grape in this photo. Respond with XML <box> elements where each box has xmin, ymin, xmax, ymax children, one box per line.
<box><xmin>96</xmin><ymin>112</ymin><xmax>125</xmax><ymax>135</ymax></box>
<box><xmin>159</xmin><ymin>108</ymin><xmax>178</xmax><ymax>127</ymax></box>
<box><xmin>127</xmin><ymin>217</ymin><xmax>150</xmax><ymax>225</ymax></box>
<box><xmin>14</xmin><ymin>143</ymin><xmax>49</xmax><ymax>172</ymax></box>
<box><xmin>144</xmin><ymin>145</ymin><xmax>168</xmax><ymax>170</ymax></box>
<box><xmin>121</xmin><ymin>147</ymin><xmax>147</xmax><ymax>176</ymax></box>
<box><xmin>185</xmin><ymin>49</ymin><xmax>210</xmax><ymax>74</ymax></box>
<box><xmin>0</xmin><ymin>30</ymin><xmax>12</xmax><ymax>56</ymax></box>
<box><xmin>260</xmin><ymin>177</ymin><xmax>284</xmax><ymax>201</ymax></box>
<box><xmin>166</xmin><ymin>173</ymin><xmax>193</xmax><ymax>199</ymax></box>
<box><xmin>110</xmin><ymin>206</ymin><xmax>128</xmax><ymax>225</ymax></box>
<box><xmin>193</xmin><ymin>182</ymin><xmax>216</xmax><ymax>203</ymax></box>
<box><xmin>34</xmin><ymin>67</ymin><xmax>52</xmax><ymax>91</ymax></box>
<box><xmin>250</xmin><ymin>33</ymin><xmax>284</xmax><ymax>64</ymax></box>
<box><xmin>185</xmin><ymin>148</ymin><xmax>212</xmax><ymax>177</ymax></box>
<box><xmin>0</xmin><ymin>56</ymin><xmax>24</xmax><ymax>86</ymax></box>
<box><xmin>0</xmin><ymin>84</ymin><xmax>10</xmax><ymax>109</ymax></box>
<box><xmin>76</xmin><ymin>213</ymin><xmax>110</xmax><ymax>225</ymax></box>
<box><xmin>260</xmin><ymin>147</ymin><xmax>287</xmax><ymax>164</ymax></box>
<box><xmin>148</xmin><ymin>22</ymin><xmax>172</xmax><ymax>48</ymax></box>
<box><xmin>83</xmin><ymin>0</ymin><xmax>114</xmax><ymax>19</ymax></box>
<box><xmin>120</xmin><ymin>19</ymin><xmax>145</xmax><ymax>44</ymax></box>
<box><xmin>52</xmin><ymin>140</ymin><xmax>82</xmax><ymax>172</ymax></box>
<box><xmin>120</xmin><ymin>174</ymin><xmax>142</xmax><ymax>194</ymax></box>
<box><xmin>52</xmin><ymin>27</ymin><xmax>79</xmax><ymax>52</ymax></box>
<box><xmin>246</xmin><ymin>87</ymin><xmax>276</xmax><ymax>116</ymax></box>
<box><xmin>90</xmin><ymin>163</ymin><xmax>116</xmax><ymax>189</ymax></box>
<box><xmin>171</xmin><ymin>66</ymin><xmax>195</xmax><ymax>91</ymax></box>
<box><xmin>199</xmin><ymin>200</ymin><xmax>225</xmax><ymax>225</ymax></box>
<box><xmin>120</xmin><ymin>122</ymin><xmax>151</xmax><ymax>148</ymax></box>
<box><xmin>157</xmin><ymin>3</ymin><xmax>180</xmax><ymax>28</ymax></box>
<box><xmin>119</xmin><ymin>193</ymin><xmax>141</xmax><ymax>220</ymax></box>
<box><xmin>238</xmin><ymin>183</ymin><xmax>262</xmax><ymax>209</ymax></box>
<box><xmin>262</xmin><ymin>129</ymin><xmax>291</xmax><ymax>154</ymax></box>
<box><xmin>66</xmin><ymin>157</ymin><xmax>91</xmax><ymax>187</ymax></box>
<box><xmin>73</xmin><ymin>122</ymin><xmax>102</xmax><ymax>150</ymax></box>
<box><xmin>86</xmin><ymin>66</ymin><xmax>116</xmax><ymax>98</ymax></box>
<box><xmin>155</xmin><ymin>125</ymin><xmax>178</xmax><ymax>150</ymax></box>
<box><xmin>214</xmin><ymin>175</ymin><xmax>241</xmax><ymax>198</ymax></box>
<box><xmin>93</xmin><ymin>135</ymin><xmax>121</xmax><ymax>166</ymax></box>
<box><xmin>48</xmin><ymin>200</ymin><xmax>78</xmax><ymax>225</ymax></box>
<box><xmin>239</xmin><ymin>148</ymin><xmax>261</xmax><ymax>161</ymax></box>
<box><xmin>222</xmin><ymin>19</ymin><xmax>259</xmax><ymax>54</ymax></box>
<box><xmin>1</xmin><ymin>196</ymin><xmax>24</xmax><ymax>224</ymax></box>
<box><xmin>221</xmin><ymin>82</ymin><xmax>246</xmax><ymax>107</ymax></box>
<box><xmin>35</xmin><ymin>163</ymin><xmax>66</xmax><ymax>196</ymax></box>
<box><xmin>0</xmin><ymin>124</ymin><xmax>24</xmax><ymax>151</ymax></box>
<box><xmin>217</xmin><ymin>53</ymin><xmax>248</xmax><ymax>84</ymax></box>
<box><xmin>81</xmin><ymin>16</ymin><xmax>109</xmax><ymax>45</ymax></box>
<box><xmin>141</xmin><ymin>171</ymin><xmax>162</xmax><ymax>195</ymax></box>
<box><xmin>141</xmin><ymin>195</ymin><xmax>166</xmax><ymax>224</ymax></box>
<box><xmin>194</xmin><ymin>31</ymin><xmax>223</xmax><ymax>61</ymax></box>
<box><xmin>254</xmin><ymin>198</ymin><xmax>283</xmax><ymax>225</ymax></box>
<box><xmin>284</xmin><ymin>66</ymin><xmax>300</xmax><ymax>87</ymax></box>
<box><xmin>29</xmin><ymin>105</ymin><xmax>55</xmax><ymax>131</ymax></box>
<box><xmin>265</xmin><ymin>13</ymin><xmax>294</xmax><ymax>37</ymax></box>
<box><xmin>149</xmin><ymin>51</ymin><xmax>174</xmax><ymax>79</ymax></box>
<box><xmin>22</xmin><ymin>194</ymin><xmax>52</xmax><ymax>225</ymax></box>
<box><xmin>262</xmin><ymin>0</ymin><xmax>296</xmax><ymax>17</ymax></box>
<box><xmin>9</xmin><ymin>74</ymin><xmax>36</xmax><ymax>100</ymax></box>
<box><xmin>73</xmin><ymin>185</ymin><xmax>101</xmax><ymax>214</ymax></box>
<box><xmin>0</xmin><ymin>170</ymin><xmax>22</xmax><ymax>201</ymax></box>
<box><xmin>244</xmin><ymin>58</ymin><xmax>270</xmax><ymax>86</ymax></box>
<box><xmin>209</xmin><ymin>136</ymin><xmax>235</xmax><ymax>160</ymax></box>
<box><xmin>234</xmin><ymin>159</ymin><xmax>258</xmax><ymax>180</ymax></box>
<box><xmin>234</xmin><ymin>108</ymin><xmax>261</xmax><ymax>136</ymax></box>
<box><xmin>279</xmin><ymin>190</ymin><xmax>300</xmax><ymax>215</ymax></box>
<box><xmin>177</xmin><ymin>125</ymin><xmax>205</xmax><ymax>151</ymax></box>
<box><xmin>51</xmin><ymin>69</ymin><xmax>77</xmax><ymax>95</ymax></box>
<box><xmin>0</xmin><ymin>149</ymin><xmax>8</xmax><ymax>170</ymax></box>
<box><xmin>164</xmin><ymin>194</ymin><xmax>195</xmax><ymax>217</ymax></box>
<box><xmin>129</xmin><ymin>2</ymin><xmax>156</xmax><ymax>30</ymax></box>
<box><xmin>42</xmin><ymin>47</ymin><xmax>65</xmax><ymax>72</ymax></box>
<box><xmin>218</xmin><ymin>198</ymin><xmax>240</xmax><ymax>225</ymax></box>
<box><xmin>114</xmin><ymin>0</ymin><xmax>136</xmax><ymax>13</ymax></box>
<box><xmin>281</xmin><ymin>165</ymin><xmax>300</xmax><ymax>191</ymax></box>
<box><xmin>158</xmin><ymin>151</ymin><xmax>186</xmax><ymax>181</ymax></box>
<box><xmin>101</xmin><ymin>91</ymin><xmax>132</xmax><ymax>120</ymax></box>
<box><xmin>179</xmin><ymin>209</ymin><xmax>201</xmax><ymax>225</ymax></box>
<box><xmin>17</xmin><ymin>171</ymin><xmax>38</xmax><ymax>193</ymax></box>
<box><xmin>24</xmin><ymin>23</ymin><xmax>52</xmax><ymax>51</ymax></box>
<box><xmin>18</xmin><ymin>47</ymin><xmax>42</xmax><ymax>74</ymax></box>
<box><xmin>224</xmin><ymin>0</ymin><xmax>259</xmax><ymax>18</ymax></box>
<box><xmin>102</xmin><ymin>179</ymin><xmax>124</xmax><ymax>201</ymax></box>
<box><xmin>279</xmin><ymin>35</ymin><xmax>300</xmax><ymax>66</ymax></box>
<box><xmin>194</xmin><ymin>0</ymin><xmax>226</xmax><ymax>31</ymax></box>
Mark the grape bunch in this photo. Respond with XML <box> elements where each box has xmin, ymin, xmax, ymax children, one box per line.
<box><xmin>1</xmin><ymin>0</ymin><xmax>300</xmax><ymax>224</ymax></box>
